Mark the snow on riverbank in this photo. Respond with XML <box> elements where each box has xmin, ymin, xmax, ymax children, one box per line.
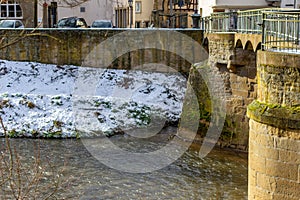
<box><xmin>0</xmin><ymin>60</ymin><xmax>187</xmax><ymax>138</ymax></box>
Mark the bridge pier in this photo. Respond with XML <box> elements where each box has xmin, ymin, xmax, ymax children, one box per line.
<box><xmin>201</xmin><ymin>33</ymin><xmax>257</xmax><ymax>148</ymax></box>
<box><xmin>247</xmin><ymin>51</ymin><xmax>300</xmax><ymax>199</ymax></box>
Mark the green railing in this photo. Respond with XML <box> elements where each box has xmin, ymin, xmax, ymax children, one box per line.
<box><xmin>237</xmin><ymin>9</ymin><xmax>263</xmax><ymax>34</ymax></box>
<box><xmin>200</xmin><ymin>12</ymin><xmax>237</xmax><ymax>33</ymax></box>
<box><xmin>236</xmin><ymin>8</ymin><xmax>290</xmax><ymax>34</ymax></box>
<box><xmin>262</xmin><ymin>10</ymin><xmax>300</xmax><ymax>52</ymax></box>
<box><xmin>201</xmin><ymin>8</ymin><xmax>300</xmax><ymax>52</ymax></box>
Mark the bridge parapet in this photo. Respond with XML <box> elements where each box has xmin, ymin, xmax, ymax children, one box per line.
<box><xmin>201</xmin><ymin>8</ymin><xmax>300</xmax><ymax>53</ymax></box>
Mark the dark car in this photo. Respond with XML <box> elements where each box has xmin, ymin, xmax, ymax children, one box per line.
<box><xmin>56</xmin><ymin>17</ymin><xmax>88</xmax><ymax>28</ymax></box>
<box><xmin>91</xmin><ymin>20</ymin><xmax>113</xmax><ymax>28</ymax></box>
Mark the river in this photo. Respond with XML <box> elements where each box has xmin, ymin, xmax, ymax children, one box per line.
<box><xmin>0</xmin><ymin>61</ymin><xmax>247</xmax><ymax>199</ymax></box>
<box><xmin>0</xmin><ymin>127</ymin><xmax>248</xmax><ymax>199</ymax></box>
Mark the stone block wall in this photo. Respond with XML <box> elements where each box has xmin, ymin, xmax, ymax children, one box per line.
<box><xmin>256</xmin><ymin>52</ymin><xmax>300</xmax><ymax>107</ymax></box>
<box><xmin>199</xmin><ymin>33</ymin><xmax>257</xmax><ymax>149</ymax></box>
<box><xmin>0</xmin><ymin>29</ymin><xmax>202</xmax><ymax>74</ymax></box>
<box><xmin>248</xmin><ymin>120</ymin><xmax>300</xmax><ymax>199</ymax></box>
<box><xmin>247</xmin><ymin>51</ymin><xmax>300</xmax><ymax>199</ymax></box>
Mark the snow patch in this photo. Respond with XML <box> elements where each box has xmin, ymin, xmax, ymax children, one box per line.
<box><xmin>0</xmin><ymin>60</ymin><xmax>187</xmax><ymax>138</ymax></box>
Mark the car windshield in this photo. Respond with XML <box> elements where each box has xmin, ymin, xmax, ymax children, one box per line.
<box><xmin>92</xmin><ymin>21</ymin><xmax>112</xmax><ymax>28</ymax></box>
<box><xmin>76</xmin><ymin>18</ymin><xmax>87</xmax><ymax>27</ymax></box>
<box><xmin>57</xmin><ymin>18</ymin><xmax>86</xmax><ymax>28</ymax></box>
<box><xmin>0</xmin><ymin>20</ymin><xmax>14</xmax><ymax>28</ymax></box>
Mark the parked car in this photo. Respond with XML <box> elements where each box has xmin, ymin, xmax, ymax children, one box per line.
<box><xmin>55</xmin><ymin>17</ymin><xmax>88</xmax><ymax>28</ymax></box>
<box><xmin>0</xmin><ymin>20</ymin><xmax>24</xmax><ymax>28</ymax></box>
<box><xmin>91</xmin><ymin>20</ymin><xmax>113</xmax><ymax>28</ymax></box>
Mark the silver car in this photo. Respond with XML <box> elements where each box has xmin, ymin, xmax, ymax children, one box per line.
<box><xmin>0</xmin><ymin>20</ymin><xmax>24</xmax><ymax>28</ymax></box>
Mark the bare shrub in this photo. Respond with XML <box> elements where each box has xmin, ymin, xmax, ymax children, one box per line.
<box><xmin>0</xmin><ymin>116</ymin><xmax>61</xmax><ymax>199</ymax></box>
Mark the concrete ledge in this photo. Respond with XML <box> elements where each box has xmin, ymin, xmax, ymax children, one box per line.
<box><xmin>247</xmin><ymin>100</ymin><xmax>300</xmax><ymax>130</ymax></box>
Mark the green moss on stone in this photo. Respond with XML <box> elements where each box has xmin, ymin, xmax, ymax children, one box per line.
<box><xmin>247</xmin><ymin>100</ymin><xmax>300</xmax><ymax>129</ymax></box>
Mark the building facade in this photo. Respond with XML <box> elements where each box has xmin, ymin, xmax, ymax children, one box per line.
<box><xmin>198</xmin><ymin>0</ymin><xmax>279</xmax><ymax>17</ymax></box>
<box><xmin>37</xmin><ymin>0</ymin><xmax>114</xmax><ymax>27</ymax></box>
<box><xmin>134</xmin><ymin>0</ymin><xmax>153</xmax><ymax>28</ymax></box>
<box><xmin>113</xmin><ymin>0</ymin><xmax>131</xmax><ymax>28</ymax></box>
<box><xmin>0</xmin><ymin>0</ymin><xmax>36</xmax><ymax>28</ymax></box>
<box><xmin>280</xmin><ymin>0</ymin><xmax>299</xmax><ymax>8</ymax></box>
<box><xmin>152</xmin><ymin>0</ymin><xmax>198</xmax><ymax>28</ymax></box>
<box><xmin>113</xmin><ymin>0</ymin><xmax>153</xmax><ymax>28</ymax></box>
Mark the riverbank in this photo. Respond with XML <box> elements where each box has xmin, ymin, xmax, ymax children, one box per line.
<box><xmin>0</xmin><ymin>60</ymin><xmax>186</xmax><ymax>138</ymax></box>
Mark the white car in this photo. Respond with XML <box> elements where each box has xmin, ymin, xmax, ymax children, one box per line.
<box><xmin>0</xmin><ymin>20</ymin><xmax>24</xmax><ymax>28</ymax></box>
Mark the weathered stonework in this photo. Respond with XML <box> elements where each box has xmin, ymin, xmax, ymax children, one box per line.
<box><xmin>248</xmin><ymin>100</ymin><xmax>300</xmax><ymax>130</ymax></box>
<box><xmin>248</xmin><ymin>120</ymin><xmax>300</xmax><ymax>200</ymax></box>
<box><xmin>2</xmin><ymin>29</ymin><xmax>285</xmax><ymax>152</ymax></box>
<box><xmin>0</xmin><ymin>29</ymin><xmax>203</xmax><ymax>74</ymax></box>
<box><xmin>256</xmin><ymin>51</ymin><xmax>300</xmax><ymax>107</ymax></box>
<box><xmin>198</xmin><ymin>33</ymin><xmax>257</xmax><ymax>149</ymax></box>
<box><xmin>247</xmin><ymin>50</ymin><xmax>300</xmax><ymax>200</ymax></box>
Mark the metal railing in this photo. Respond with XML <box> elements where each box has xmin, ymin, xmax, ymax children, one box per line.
<box><xmin>201</xmin><ymin>8</ymin><xmax>300</xmax><ymax>52</ymax></box>
<box><xmin>200</xmin><ymin>12</ymin><xmax>237</xmax><ymax>33</ymax></box>
<box><xmin>262</xmin><ymin>10</ymin><xmax>300</xmax><ymax>52</ymax></box>
<box><xmin>235</xmin><ymin>8</ymin><xmax>291</xmax><ymax>34</ymax></box>
<box><xmin>237</xmin><ymin>9</ymin><xmax>264</xmax><ymax>34</ymax></box>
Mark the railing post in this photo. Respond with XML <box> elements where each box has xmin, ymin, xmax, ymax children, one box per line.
<box><xmin>262</xmin><ymin>12</ymin><xmax>266</xmax><ymax>51</ymax></box>
<box><xmin>297</xmin><ymin>14</ymin><xmax>300</xmax><ymax>45</ymax></box>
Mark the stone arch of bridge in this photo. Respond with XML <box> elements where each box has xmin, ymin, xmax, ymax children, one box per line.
<box><xmin>235</xmin><ymin>39</ymin><xmax>243</xmax><ymax>49</ymax></box>
<box><xmin>234</xmin><ymin>33</ymin><xmax>262</xmax><ymax>52</ymax></box>
<box><xmin>245</xmin><ymin>41</ymin><xmax>254</xmax><ymax>51</ymax></box>
<box><xmin>254</xmin><ymin>42</ymin><xmax>262</xmax><ymax>52</ymax></box>
<box><xmin>202</xmin><ymin>37</ymin><xmax>209</xmax><ymax>53</ymax></box>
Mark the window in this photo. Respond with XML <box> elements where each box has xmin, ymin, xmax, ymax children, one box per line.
<box><xmin>135</xmin><ymin>1</ymin><xmax>141</xmax><ymax>13</ymax></box>
<box><xmin>80</xmin><ymin>7</ymin><xmax>85</xmax><ymax>13</ymax></box>
<box><xmin>15</xmin><ymin>20</ymin><xmax>22</xmax><ymax>28</ymax></box>
<box><xmin>0</xmin><ymin>0</ymin><xmax>22</xmax><ymax>19</ymax></box>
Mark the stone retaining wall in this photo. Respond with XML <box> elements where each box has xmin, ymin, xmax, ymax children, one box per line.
<box><xmin>0</xmin><ymin>29</ymin><xmax>202</xmax><ymax>74</ymax></box>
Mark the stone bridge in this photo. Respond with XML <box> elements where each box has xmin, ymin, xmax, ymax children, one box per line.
<box><xmin>0</xmin><ymin>29</ymin><xmax>299</xmax><ymax>199</ymax></box>
<box><xmin>204</xmin><ymin>32</ymin><xmax>262</xmax><ymax>51</ymax></box>
<box><xmin>202</xmin><ymin>31</ymin><xmax>299</xmax><ymax>200</ymax></box>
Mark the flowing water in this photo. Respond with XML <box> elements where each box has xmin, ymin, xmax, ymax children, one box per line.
<box><xmin>0</xmin><ymin>127</ymin><xmax>248</xmax><ymax>199</ymax></box>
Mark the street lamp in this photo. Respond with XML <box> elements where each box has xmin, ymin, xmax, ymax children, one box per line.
<box><xmin>128</xmin><ymin>0</ymin><xmax>133</xmax><ymax>28</ymax></box>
